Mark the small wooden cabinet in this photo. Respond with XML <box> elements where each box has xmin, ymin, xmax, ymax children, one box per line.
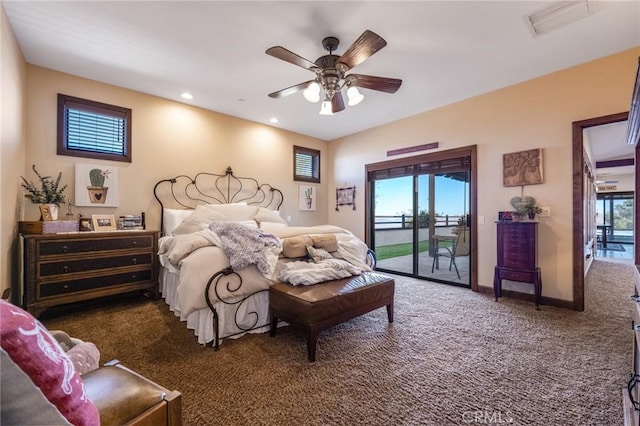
<box><xmin>493</xmin><ymin>221</ymin><xmax>542</xmax><ymax>309</ymax></box>
<box><xmin>21</xmin><ymin>230</ymin><xmax>159</xmax><ymax>317</ymax></box>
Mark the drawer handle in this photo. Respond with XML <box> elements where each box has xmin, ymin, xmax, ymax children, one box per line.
<box><xmin>63</xmin><ymin>285</ymin><xmax>70</xmax><ymax>293</ymax></box>
<box><xmin>62</xmin><ymin>245</ymin><xmax>69</xmax><ymax>253</ymax></box>
<box><xmin>63</xmin><ymin>265</ymin><xmax>70</xmax><ymax>273</ymax></box>
<box><xmin>132</xmin><ymin>274</ymin><xmax>137</xmax><ymax>280</ymax></box>
<box><xmin>132</xmin><ymin>241</ymin><xmax>138</xmax><ymax>247</ymax></box>
<box><xmin>132</xmin><ymin>258</ymin><xmax>137</xmax><ymax>265</ymax></box>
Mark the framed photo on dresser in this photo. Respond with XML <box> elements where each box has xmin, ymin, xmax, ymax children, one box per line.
<box><xmin>91</xmin><ymin>214</ymin><xmax>116</xmax><ymax>231</ymax></box>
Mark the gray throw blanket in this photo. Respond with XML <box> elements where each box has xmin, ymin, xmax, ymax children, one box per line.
<box><xmin>209</xmin><ymin>222</ymin><xmax>282</xmax><ymax>276</ymax></box>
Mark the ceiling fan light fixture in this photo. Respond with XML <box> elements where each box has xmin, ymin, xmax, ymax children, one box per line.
<box><xmin>319</xmin><ymin>100</ymin><xmax>333</xmax><ymax>115</ymax></box>
<box><xmin>266</xmin><ymin>30</ymin><xmax>402</xmax><ymax>115</ymax></box>
<box><xmin>347</xmin><ymin>86</ymin><xmax>364</xmax><ymax>106</ymax></box>
<box><xmin>303</xmin><ymin>82</ymin><xmax>321</xmax><ymax>103</ymax></box>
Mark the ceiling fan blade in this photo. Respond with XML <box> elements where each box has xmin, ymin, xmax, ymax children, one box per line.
<box><xmin>350</xmin><ymin>74</ymin><xmax>402</xmax><ymax>94</ymax></box>
<box><xmin>268</xmin><ymin>80</ymin><xmax>314</xmax><ymax>98</ymax></box>
<box><xmin>337</xmin><ymin>30</ymin><xmax>387</xmax><ymax>71</ymax></box>
<box><xmin>332</xmin><ymin>91</ymin><xmax>345</xmax><ymax>113</ymax></box>
<box><xmin>265</xmin><ymin>46</ymin><xmax>317</xmax><ymax>71</ymax></box>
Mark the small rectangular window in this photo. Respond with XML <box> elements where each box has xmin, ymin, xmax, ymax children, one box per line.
<box><xmin>57</xmin><ymin>94</ymin><xmax>132</xmax><ymax>162</ymax></box>
<box><xmin>294</xmin><ymin>145</ymin><xmax>320</xmax><ymax>183</ymax></box>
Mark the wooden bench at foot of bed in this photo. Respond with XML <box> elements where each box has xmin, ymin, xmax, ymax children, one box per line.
<box><xmin>269</xmin><ymin>272</ymin><xmax>395</xmax><ymax>362</ymax></box>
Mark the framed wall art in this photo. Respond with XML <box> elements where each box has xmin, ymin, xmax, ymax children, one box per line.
<box><xmin>75</xmin><ymin>163</ymin><xmax>119</xmax><ymax>207</ymax></box>
<box><xmin>299</xmin><ymin>185</ymin><xmax>316</xmax><ymax>211</ymax></box>
<box><xmin>503</xmin><ymin>148</ymin><xmax>543</xmax><ymax>187</ymax></box>
<box><xmin>336</xmin><ymin>186</ymin><xmax>356</xmax><ymax>211</ymax></box>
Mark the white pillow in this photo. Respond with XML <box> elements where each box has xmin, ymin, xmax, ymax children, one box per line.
<box><xmin>172</xmin><ymin>205</ymin><xmax>228</xmax><ymax>235</ymax></box>
<box><xmin>163</xmin><ymin>208</ymin><xmax>193</xmax><ymax>236</ymax></box>
<box><xmin>205</xmin><ymin>203</ymin><xmax>259</xmax><ymax>221</ymax></box>
<box><xmin>260</xmin><ymin>221</ymin><xmax>288</xmax><ymax>233</ymax></box>
<box><xmin>254</xmin><ymin>207</ymin><xmax>287</xmax><ymax>225</ymax></box>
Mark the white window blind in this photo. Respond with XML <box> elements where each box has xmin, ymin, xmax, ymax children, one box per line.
<box><xmin>65</xmin><ymin>108</ymin><xmax>126</xmax><ymax>155</ymax></box>
<box><xmin>294</xmin><ymin>146</ymin><xmax>320</xmax><ymax>183</ymax></box>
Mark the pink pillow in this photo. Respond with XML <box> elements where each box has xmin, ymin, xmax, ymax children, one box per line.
<box><xmin>0</xmin><ymin>300</ymin><xmax>99</xmax><ymax>425</ymax></box>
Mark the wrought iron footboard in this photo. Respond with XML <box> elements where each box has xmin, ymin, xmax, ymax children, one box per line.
<box><xmin>203</xmin><ymin>267</ymin><xmax>270</xmax><ymax>350</ymax></box>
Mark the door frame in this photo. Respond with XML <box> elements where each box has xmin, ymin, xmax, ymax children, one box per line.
<box><xmin>364</xmin><ymin>145</ymin><xmax>478</xmax><ymax>291</ymax></box>
<box><xmin>572</xmin><ymin>111</ymin><xmax>635</xmax><ymax>311</ymax></box>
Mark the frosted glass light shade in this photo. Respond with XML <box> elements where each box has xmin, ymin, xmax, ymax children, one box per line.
<box><xmin>347</xmin><ymin>87</ymin><xmax>364</xmax><ymax>106</ymax></box>
<box><xmin>303</xmin><ymin>82</ymin><xmax>320</xmax><ymax>103</ymax></box>
<box><xmin>319</xmin><ymin>101</ymin><xmax>333</xmax><ymax>115</ymax></box>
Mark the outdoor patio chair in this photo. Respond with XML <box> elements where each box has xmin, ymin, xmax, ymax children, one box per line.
<box><xmin>431</xmin><ymin>229</ymin><xmax>470</xmax><ymax>279</ymax></box>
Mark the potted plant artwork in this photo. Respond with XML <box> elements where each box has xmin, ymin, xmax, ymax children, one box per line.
<box><xmin>20</xmin><ymin>164</ymin><xmax>67</xmax><ymax>220</ymax></box>
<box><xmin>86</xmin><ymin>168</ymin><xmax>110</xmax><ymax>204</ymax></box>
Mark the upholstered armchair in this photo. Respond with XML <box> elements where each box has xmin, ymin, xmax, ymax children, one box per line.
<box><xmin>0</xmin><ymin>299</ymin><xmax>182</xmax><ymax>426</ymax></box>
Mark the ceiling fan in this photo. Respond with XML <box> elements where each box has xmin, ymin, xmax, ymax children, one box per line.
<box><xmin>265</xmin><ymin>30</ymin><xmax>402</xmax><ymax>115</ymax></box>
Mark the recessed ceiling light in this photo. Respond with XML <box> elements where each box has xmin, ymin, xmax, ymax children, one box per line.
<box><xmin>269</xmin><ymin>118</ymin><xmax>279</xmax><ymax>123</ymax></box>
<box><xmin>180</xmin><ymin>92</ymin><xmax>193</xmax><ymax>100</ymax></box>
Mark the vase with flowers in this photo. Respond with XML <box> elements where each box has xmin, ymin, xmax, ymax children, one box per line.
<box><xmin>20</xmin><ymin>165</ymin><xmax>67</xmax><ymax>220</ymax></box>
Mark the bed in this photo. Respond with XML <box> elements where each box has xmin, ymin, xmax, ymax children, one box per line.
<box><xmin>154</xmin><ymin>167</ymin><xmax>374</xmax><ymax>348</ymax></box>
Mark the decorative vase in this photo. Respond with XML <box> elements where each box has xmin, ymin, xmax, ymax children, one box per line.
<box><xmin>528</xmin><ymin>212</ymin><xmax>536</xmax><ymax>220</ymax></box>
<box><xmin>41</xmin><ymin>204</ymin><xmax>58</xmax><ymax>220</ymax></box>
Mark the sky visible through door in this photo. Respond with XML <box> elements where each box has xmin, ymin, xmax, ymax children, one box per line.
<box><xmin>375</xmin><ymin>175</ymin><xmax>468</xmax><ymax>216</ymax></box>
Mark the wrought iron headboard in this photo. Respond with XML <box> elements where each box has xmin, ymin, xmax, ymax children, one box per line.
<box><xmin>154</xmin><ymin>167</ymin><xmax>284</xmax><ymax>232</ymax></box>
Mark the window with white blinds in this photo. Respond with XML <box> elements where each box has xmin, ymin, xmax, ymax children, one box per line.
<box><xmin>57</xmin><ymin>94</ymin><xmax>132</xmax><ymax>162</ymax></box>
<box><xmin>294</xmin><ymin>145</ymin><xmax>320</xmax><ymax>183</ymax></box>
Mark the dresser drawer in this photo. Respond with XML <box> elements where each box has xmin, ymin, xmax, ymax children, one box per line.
<box><xmin>39</xmin><ymin>253</ymin><xmax>153</xmax><ymax>277</ymax></box>
<box><xmin>39</xmin><ymin>269</ymin><xmax>153</xmax><ymax>298</ymax></box>
<box><xmin>22</xmin><ymin>230</ymin><xmax>159</xmax><ymax>317</ymax></box>
<box><xmin>498</xmin><ymin>268</ymin><xmax>535</xmax><ymax>283</ymax></box>
<box><xmin>38</xmin><ymin>235</ymin><xmax>153</xmax><ymax>256</ymax></box>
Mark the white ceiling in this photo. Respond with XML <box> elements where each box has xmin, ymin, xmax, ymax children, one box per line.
<box><xmin>3</xmin><ymin>0</ymin><xmax>639</xmax><ymax>153</ymax></box>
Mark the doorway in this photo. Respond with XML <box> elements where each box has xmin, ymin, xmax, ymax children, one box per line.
<box><xmin>365</xmin><ymin>146</ymin><xmax>478</xmax><ymax>290</ymax></box>
<box><xmin>572</xmin><ymin>112</ymin><xmax>637</xmax><ymax>311</ymax></box>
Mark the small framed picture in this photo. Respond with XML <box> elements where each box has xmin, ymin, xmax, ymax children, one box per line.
<box><xmin>39</xmin><ymin>205</ymin><xmax>54</xmax><ymax>221</ymax></box>
<box><xmin>79</xmin><ymin>217</ymin><xmax>93</xmax><ymax>231</ymax></box>
<box><xmin>91</xmin><ymin>214</ymin><xmax>116</xmax><ymax>231</ymax></box>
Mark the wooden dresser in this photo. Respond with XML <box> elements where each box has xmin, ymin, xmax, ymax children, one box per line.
<box><xmin>493</xmin><ymin>221</ymin><xmax>541</xmax><ymax>309</ymax></box>
<box><xmin>624</xmin><ymin>265</ymin><xmax>640</xmax><ymax>425</ymax></box>
<box><xmin>21</xmin><ymin>230</ymin><xmax>159</xmax><ymax>318</ymax></box>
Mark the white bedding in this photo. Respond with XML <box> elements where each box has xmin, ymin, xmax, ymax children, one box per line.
<box><xmin>157</xmin><ymin>205</ymin><xmax>372</xmax><ymax>344</ymax></box>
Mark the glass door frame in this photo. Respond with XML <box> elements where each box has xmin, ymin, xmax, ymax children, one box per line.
<box><xmin>364</xmin><ymin>145</ymin><xmax>478</xmax><ymax>292</ymax></box>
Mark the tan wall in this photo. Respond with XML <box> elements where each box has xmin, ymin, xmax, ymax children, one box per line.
<box><xmin>328</xmin><ymin>47</ymin><xmax>640</xmax><ymax>302</ymax></box>
<box><xmin>1</xmin><ymin>5</ymin><xmax>27</xmax><ymax>299</ymax></box>
<box><xmin>22</xmin><ymin>66</ymin><xmax>328</xmax><ymax>234</ymax></box>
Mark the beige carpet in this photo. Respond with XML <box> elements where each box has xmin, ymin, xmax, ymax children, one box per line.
<box><xmin>42</xmin><ymin>259</ymin><xmax>635</xmax><ymax>425</ymax></box>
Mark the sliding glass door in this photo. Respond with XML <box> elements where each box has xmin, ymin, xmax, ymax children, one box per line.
<box><xmin>367</xmin><ymin>148</ymin><xmax>475</xmax><ymax>288</ymax></box>
<box><xmin>371</xmin><ymin>176</ymin><xmax>415</xmax><ymax>275</ymax></box>
<box><xmin>596</xmin><ymin>191</ymin><xmax>634</xmax><ymax>244</ymax></box>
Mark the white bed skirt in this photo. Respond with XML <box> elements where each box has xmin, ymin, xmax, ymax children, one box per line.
<box><xmin>159</xmin><ymin>267</ymin><xmax>272</xmax><ymax>345</ymax></box>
